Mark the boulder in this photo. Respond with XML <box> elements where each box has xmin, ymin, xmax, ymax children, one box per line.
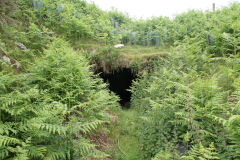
<box><xmin>0</xmin><ymin>49</ymin><xmax>21</xmax><ymax>71</ymax></box>
<box><xmin>114</xmin><ymin>44</ymin><xmax>124</xmax><ymax>49</ymax></box>
<box><xmin>15</xmin><ymin>41</ymin><xmax>27</xmax><ymax>50</ymax></box>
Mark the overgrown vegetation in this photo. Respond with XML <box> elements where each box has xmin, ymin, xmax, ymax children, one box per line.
<box><xmin>1</xmin><ymin>0</ymin><xmax>240</xmax><ymax>159</ymax></box>
<box><xmin>130</xmin><ymin>4</ymin><xmax>240</xmax><ymax>160</ymax></box>
<box><xmin>0</xmin><ymin>1</ymin><xmax>120</xmax><ymax>159</ymax></box>
<box><xmin>131</xmin><ymin>51</ymin><xmax>240</xmax><ymax>159</ymax></box>
<box><xmin>0</xmin><ymin>38</ymin><xmax>119</xmax><ymax>159</ymax></box>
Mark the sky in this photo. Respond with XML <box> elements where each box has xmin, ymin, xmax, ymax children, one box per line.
<box><xmin>87</xmin><ymin>0</ymin><xmax>238</xmax><ymax>19</ymax></box>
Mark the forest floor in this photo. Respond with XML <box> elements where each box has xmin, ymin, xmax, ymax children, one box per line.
<box><xmin>108</xmin><ymin>108</ymin><xmax>141</xmax><ymax>160</ymax></box>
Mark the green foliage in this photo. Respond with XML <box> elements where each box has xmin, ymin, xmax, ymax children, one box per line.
<box><xmin>2</xmin><ymin>0</ymin><xmax>240</xmax><ymax>160</ymax></box>
<box><xmin>129</xmin><ymin>3</ymin><xmax>240</xmax><ymax>159</ymax></box>
<box><xmin>0</xmin><ymin>39</ymin><xmax>119</xmax><ymax>159</ymax></box>
<box><xmin>131</xmin><ymin>50</ymin><xmax>239</xmax><ymax>159</ymax></box>
<box><xmin>152</xmin><ymin>150</ymin><xmax>179</xmax><ymax>160</ymax></box>
<box><xmin>223</xmin><ymin>79</ymin><xmax>240</xmax><ymax>159</ymax></box>
<box><xmin>181</xmin><ymin>143</ymin><xmax>219</xmax><ymax>160</ymax></box>
<box><xmin>19</xmin><ymin>0</ymin><xmax>120</xmax><ymax>43</ymax></box>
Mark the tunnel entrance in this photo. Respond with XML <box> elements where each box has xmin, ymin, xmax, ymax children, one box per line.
<box><xmin>98</xmin><ymin>68</ymin><xmax>136</xmax><ymax>108</ymax></box>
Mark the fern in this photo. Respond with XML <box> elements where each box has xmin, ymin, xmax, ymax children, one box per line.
<box><xmin>0</xmin><ymin>39</ymin><xmax>119</xmax><ymax>159</ymax></box>
<box><xmin>132</xmin><ymin>47</ymin><xmax>237</xmax><ymax>159</ymax></box>
<box><xmin>182</xmin><ymin>143</ymin><xmax>220</xmax><ymax>160</ymax></box>
<box><xmin>0</xmin><ymin>136</ymin><xmax>21</xmax><ymax>147</ymax></box>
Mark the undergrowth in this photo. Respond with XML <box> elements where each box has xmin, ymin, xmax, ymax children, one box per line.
<box><xmin>1</xmin><ymin>0</ymin><xmax>240</xmax><ymax>159</ymax></box>
<box><xmin>0</xmin><ymin>39</ymin><xmax>120</xmax><ymax>159</ymax></box>
<box><xmin>131</xmin><ymin>39</ymin><xmax>240</xmax><ymax>160</ymax></box>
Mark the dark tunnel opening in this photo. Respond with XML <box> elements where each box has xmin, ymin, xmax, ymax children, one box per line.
<box><xmin>97</xmin><ymin>68</ymin><xmax>136</xmax><ymax>108</ymax></box>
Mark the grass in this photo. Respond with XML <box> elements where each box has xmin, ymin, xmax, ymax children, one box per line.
<box><xmin>119</xmin><ymin>45</ymin><xmax>169</xmax><ymax>55</ymax></box>
<box><xmin>118</xmin><ymin>46</ymin><xmax>168</xmax><ymax>67</ymax></box>
<box><xmin>71</xmin><ymin>41</ymin><xmax>169</xmax><ymax>72</ymax></box>
<box><xmin>109</xmin><ymin>108</ymin><xmax>141</xmax><ymax>160</ymax></box>
<box><xmin>72</xmin><ymin>41</ymin><xmax>169</xmax><ymax>60</ymax></box>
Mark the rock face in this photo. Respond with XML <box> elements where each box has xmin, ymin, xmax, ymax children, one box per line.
<box><xmin>0</xmin><ymin>49</ymin><xmax>21</xmax><ymax>71</ymax></box>
<box><xmin>14</xmin><ymin>42</ymin><xmax>27</xmax><ymax>50</ymax></box>
<box><xmin>2</xmin><ymin>55</ymin><xmax>11</xmax><ymax>63</ymax></box>
<box><xmin>114</xmin><ymin>44</ymin><xmax>124</xmax><ymax>49</ymax></box>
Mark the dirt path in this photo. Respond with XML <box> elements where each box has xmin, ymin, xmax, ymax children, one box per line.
<box><xmin>109</xmin><ymin>108</ymin><xmax>141</xmax><ymax>160</ymax></box>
